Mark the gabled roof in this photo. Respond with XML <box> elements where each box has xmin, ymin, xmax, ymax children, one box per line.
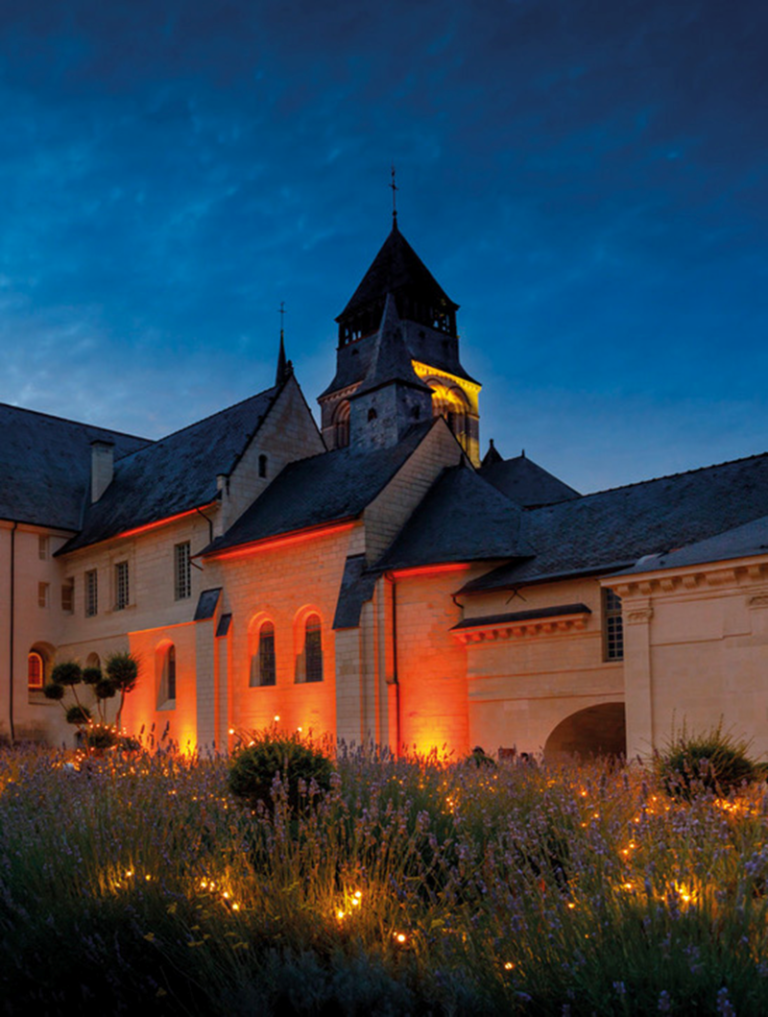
<box><xmin>337</xmin><ymin>222</ymin><xmax>458</xmax><ymax>322</ymax></box>
<box><xmin>479</xmin><ymin>453</ymin><xmax>580</xmax><ymax>507</ymax></box>
<box><xmin>0</xmin><ymin>403</ymin><xmax>151</xmax><ymax>530</ymax></box>
<box><xmin>377</xmin><ymin>463</ymin><xmax>535</xmax><ymax>572</ymax></box>
<box><xmin>463</xmin><ymin>451</ymin><xmax>768</xmax><ymax>593</ymax></box>
<box><xmin>60</xmin><ymin>385</ymin><xmax>282</xmax><ymax>553</ymax></box>
<box><xmin>352</xmin><ymin>294</ymin><xmax>432</xmax><ymax>399</ymax></box>
<box><xmin>203</xmin><ymin>420</ymin><xmax>435</xmax><ymax>556</ymax></box>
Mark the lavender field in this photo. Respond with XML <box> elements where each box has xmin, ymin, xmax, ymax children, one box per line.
<box><xmin>1</xmin><ymin>743</ymin><xmax>767</xmax><ymax>1015</ymax></box>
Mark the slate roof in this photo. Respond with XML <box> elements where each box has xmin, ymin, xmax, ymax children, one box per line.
<box><xmin>61</xmin><ymin>385</ymin><xmax>281</xmax><ymax>553</ymax></box>
<box><xmin>479</xmin><ymin>453</ymin><xmax>580</xmax><ymax>507</ymax></box>
<box><xmin>616</xmin><ymin>514</ymin><xmax>768</xmax><ymax>576</ymax></box>
<box><xmin>352</xmin><ymin>294</ymin><xmax>432</xmax><ymax>398</ymax></box>
<box><xmin>463</xmin><ymin>452</ymin><xmax>768</xmax><ymax>593</ymax></box>
<box><xmin>337</xmin><ymin>222</ymin><xmax>458</xmax><ymax>322</ymax></box>
<box><xmin>376</xmin><ymin>464</ymin><xmax>535</xmax><ymax>571</ymax></box>
<box><xmin>203</xmin><ymin>420</ymin><xmax>435</xmax><ymax>556</ymax></box>
<box><xmin>0</xmin><ymin>403</ymin><xmax>151</xmax><ymax>530</ymax></box>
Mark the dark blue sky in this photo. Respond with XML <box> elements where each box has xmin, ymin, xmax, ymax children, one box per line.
<box><xmin>1</xmin><ymin>0</ymin><xmax>766</xmax><ymax>492</ymax></box>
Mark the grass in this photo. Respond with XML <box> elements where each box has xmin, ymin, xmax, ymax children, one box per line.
<box><xmin>1</xmin><ymin>742</ymin><xmax>768</xmax><ymax>1014</ymax></box>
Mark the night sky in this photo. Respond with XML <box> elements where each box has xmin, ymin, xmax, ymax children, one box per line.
<box><xmin>2</xmin><ymin>0</ymin><xmax>766</xmax><ymax>493</ymax></box>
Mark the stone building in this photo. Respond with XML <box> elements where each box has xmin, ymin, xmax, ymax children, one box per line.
<box><xmin>3</xmin><ymin>217</ymin><xmax>768</xmax><ymax>759</ymax></box>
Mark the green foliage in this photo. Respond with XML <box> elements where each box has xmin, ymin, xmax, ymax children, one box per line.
<box><xmin>228</xmin><ymin>731</ymin><xmax>334</xmax><ymax>812</ymax></box>
<box><xmin>657</xmin><ymin>721</ymin><xmax>759</xmax><ymax>799</ymax></box>
<box><xmin>65</xmin><ymin>704</ymin><xmax>91</xmax><ymax>725</ymax></box>
<box><xmin>84</xmin><ymin>724</ymin><xmax>119</xmax><ymax>750</ymax></box>
<box><xmin>94</xmin><ymin>678</ymin><xmax>117</xmax><ymax>700</ymax></box>
<box><xmin>42</xmin><ymin>681</ymin><xmax>65</xmax><ymax>701</ymax></box>
<box><xmin>81</xmin><ymin>666</ymin><xmax>102</xmax><ymax>686</ymax></box>
<box><xmin>50</xmin><ymin>661</ymin><xmax>83</xmax><ymax>686</ymax></box>
<box><xmin>466</xmin><ymin>745</ymin><xmax>496</xmax><ymax>768</ymax></box>
<box><xmin>105</xmin><ymin>651</ymin><xmax>139</xmax><ymax>693</ymax></box>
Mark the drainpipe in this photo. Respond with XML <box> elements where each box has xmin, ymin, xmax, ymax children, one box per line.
<box><xmin>8</xmin><ymin>523</ymin><xmax>17</xmax><ymax>743</ymax></box>
<box><xmin>389</xmin><ymin>574</ymin><xmax>401</xmax><ymax>756</ymax></box>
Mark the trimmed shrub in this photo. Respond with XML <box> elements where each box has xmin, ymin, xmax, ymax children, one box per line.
<box><xmin>94</xmin><ymin>678</ymin><xmax>117</xmax><ymax>700</ymax></box>
<box><xmin>50</xmin><ymin>661</ymin><xmax>83</xmax><ymax>687</ymax></box>
<box><xmin>228</xmin><ymin>731</ymin><xmax>334</xmax><ymax>813</ymax></box>
<box><xmin>657</xmin><ymin>721</ymin><xmax>759</xmax><ymax>799</ymax></box>
<box><xmin>82</xmin><ymin>667</ymin><xmax>102</xmax><ymax>686</ymax></box>
<box><xmin>42</xmin><ymin>682</ymin><xmax>65</xmax><ymax>701</ymax></box>
<box><xmin>66</xmin><ymin>705</ymin><xmax>92</xmax><ymax>725</ymax></box>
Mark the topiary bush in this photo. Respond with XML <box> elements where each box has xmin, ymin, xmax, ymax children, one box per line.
<box><xmin>228</xmin><ymin>731</ymin><xmax>334</xmax><ymax>813</ymax></box>
<box><xmin>657</xmin><ymin>721</ymin><xmax>759</xmax><ymax>799</ymax></box>
<box><xmin>50</xmin><ymin>661</ymin><xmax>83</xmax><ymax>687</ymax></box>
<box><xmin>66</xmin><ymin>705</ymin><xmax>92</xmax><ymax>726</ymax></box>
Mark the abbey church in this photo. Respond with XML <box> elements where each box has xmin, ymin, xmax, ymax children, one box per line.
<box><xmin>4</xmin><ymin>216</ymin><xmax>768</xmax><ymax>760</ymax></box>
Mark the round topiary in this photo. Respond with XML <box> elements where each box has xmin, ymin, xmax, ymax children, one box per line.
<box><xmin>51</xmin><ymin>661</ymin><xmax>83</xmax><ymax>687</ymax></box>
<box><xmin>228</xmin><ymin>732</ymin><xmax>334</xmax><ymax>813</ymax></box>
<box><xmin>42</xmin><ymin>682</ymin><xmax>65</xmax><ymax>701</ymax></box>
<box><xmin>105</xmin><ymin>652</ymin><xmax>139</xmax><ymax>694</ymax></box>
<box><xmin>66</xmin><ymin>704</ymin><xmax>92</xmax><ymax>725</ymax></box>
<box><xmin>82</xmin><ymin>667</ymin><xmax>102</xmax><ymax>686</ymax></box>
<box><xmin>657</xmin><ymin>722</ymin><xmax>758</xmax><ymax>799</ymax></box>
<box><xmin>95</xmin><ymin>678</ymin><xmax>117</xmax><ymax>700</ymax></box>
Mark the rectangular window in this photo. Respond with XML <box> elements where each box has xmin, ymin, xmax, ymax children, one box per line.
<box><xmin>61</xmin><ymin>578</ymin><xmax>74</xmax><ymax>613</ymax></box>
<box><xmin>604</xmin><ymin>589</ymin><xmax>624</xmax><ymax>661</ymax></box>
<box><xmin>38</xmin><ymin>535</ymin><xmax>48</xmax><ymax>560</ymax></box>
<box><xmin>85</xmin><ymin>570</ymin><xmax>98</xmax><ymax>617</ymax></box>
<box><xmin>115</xmin><ymin>561</ymin><xmax>129</xmax><ymax>610</ymax></box>
<box><xmin>38</xmin><ymin>582</ymin><xmax>49</xmax><ymax>608</ymax></box>
<box><xmin>174</xmin><ymin>542</ymin><xmax>191</xmax><ymax>600</ymax></box>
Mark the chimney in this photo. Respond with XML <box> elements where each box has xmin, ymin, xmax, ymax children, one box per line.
<box><xmin>91</xmin><ymin>440</ymin><xmax>115</xmax><ymax>502</ymax></box>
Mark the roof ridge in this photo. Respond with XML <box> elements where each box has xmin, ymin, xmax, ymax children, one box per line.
<box><xmin>573</xmin><ymin>449</ymin><xmax>768</xmax><ymax>502</ymax></box>
<box><xmin>0</xmin><ymin>401</ymin><xmax>151</xmax><ymax>444</ymax></box>
<box><xmin>110</xmin><ymin>384</ymin><xmax>281</xmax><ymax>467</ymax></box>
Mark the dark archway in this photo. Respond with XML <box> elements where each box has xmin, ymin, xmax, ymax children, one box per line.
<box><xmin>545</xmin><ymin>703</ymin><xmax>626</xmax><ymax>759</ymax></box>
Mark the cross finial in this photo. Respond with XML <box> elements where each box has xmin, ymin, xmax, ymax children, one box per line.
<box><xmin>278</xmin><ymin>300</ymin><xmax>285</xmax><ymax>339</ymax></box>
<box><xmin>390</xmin><ymin>165</ymin><xmax>398</xmax><ymax>227</ymax></box>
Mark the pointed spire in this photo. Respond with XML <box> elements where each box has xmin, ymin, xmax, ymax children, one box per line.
<box><xmin>390</xmin><ymin>165</ymin><xmax>399</xmax><ymax>230</ymax></box>
<box><xmin>275</xmin><ymin>301</ymin><xmax>290</xmax><ymax>386</ymax></box>
<box><xmin>352</xmin><ymin>294</ymin><xmax>431</xmax><ymax>398</ymax></box>
<box><xmin>481</xmin><ymin>438</ymin><xmax>504</xmax><ymax>467</ymax></box>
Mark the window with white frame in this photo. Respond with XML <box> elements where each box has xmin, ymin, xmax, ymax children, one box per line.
<box><xmin>85</xmin><ymin>570</ymin><xmax>98</xmax><ymax>617</ymax></box>
<box><xmin>174</xmin><ymin>542</ymin><xmax>191</xmax><ymax>600</ymax></box>
<box><xmin>61</xmin><ymin>578</ymin><xmax>74</xmax><ymax>613</ymax></box>
<box><xmin>115</xmin><ymin>561</ymin><xmax>129</xmax><ymax>610</ymax></box>
<box><xmin>157</xmin><ymin>643</ymin><xmax>177</xmax><ymax>707</ymax></box>
<box><xmin>38</xmin><ymin>582</ymin><xmax>49</xmax><ymax>608</ymax></box>
<box><xmin>603</xmin><ymin>589</ymin><xmax>624</xmax><ymax>661</ymax></box>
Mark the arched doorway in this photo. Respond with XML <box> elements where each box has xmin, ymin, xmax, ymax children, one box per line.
<box><xmin>545</xmin><ymin>703</ymin><xmax>626</xmax><ymax>759</ymax></box>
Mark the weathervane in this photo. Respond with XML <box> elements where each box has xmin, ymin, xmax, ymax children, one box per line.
<box><xmin>390</xmin><ymin>165</ymin><xmax>398</xmax><ymax>227</ymax></box>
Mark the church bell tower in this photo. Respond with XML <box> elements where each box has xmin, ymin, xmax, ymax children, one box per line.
<box><xmin>318</xmin><ymin>215</ymin><xmax>481</xmax><ymax>464</ymax></box>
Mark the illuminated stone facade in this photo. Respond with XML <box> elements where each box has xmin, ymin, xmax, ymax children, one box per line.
<box><xmin>3</xmin><ymin>222</ymin><xmax>768</xmax><ymax>761</ymax></box>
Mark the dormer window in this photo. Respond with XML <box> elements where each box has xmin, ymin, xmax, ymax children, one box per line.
<box><xmin>259</xmin><ymin>454</ymin><xmax>268</xmax><ymax>478</ymax></box>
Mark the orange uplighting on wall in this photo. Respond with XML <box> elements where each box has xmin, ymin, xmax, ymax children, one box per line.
<box><xmin>206</xmin><ymin>520</ymin><xmax>357</xmax><ymax>561</ymax></box>
<box><xmin>389</xmin><ymin>562</ymin><xmax>469</xmax><ymax>581</ymax></box>
<box><xmin>114</xmin><ymin>502</ymin><xmax>218</xmax><ymax>541</ymax></box>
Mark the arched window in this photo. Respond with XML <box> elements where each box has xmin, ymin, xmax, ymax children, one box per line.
<box><xmin>27</xmin><ymin>651</ymin><xmax>44</xmax><ymax>690</ymax></box>
<box><xmin>157</xmin><ymin>643</ymin><xmax>176</xmax><ymax>708</ymax></box>
<box><xmin>86</xmin><ymin>652</ymin><xmax>100</xmax><ymax>670</ymax></box>
<box><xmin>250</xmin><ymin>621</ymin><xmax>276</xmax><ymax>686</ymax></box>
<box><xmin>429</xmin><ymin>383</ymin><xmax>468</xmax><ymax>446</ymax></box>
<box><xmin>367</xmin><ymin>407</ymin><xmax>377</xmax><ymax>422</ymax></box>
<box><xmin>334</xmin><ymin>401</ymin><xmax>350</xmax><ymax>449</ymax></box>
<box><xmin>305</xmin><ymin>614</ymin><xmax>323</xmax><ymax>683</ymax></box>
